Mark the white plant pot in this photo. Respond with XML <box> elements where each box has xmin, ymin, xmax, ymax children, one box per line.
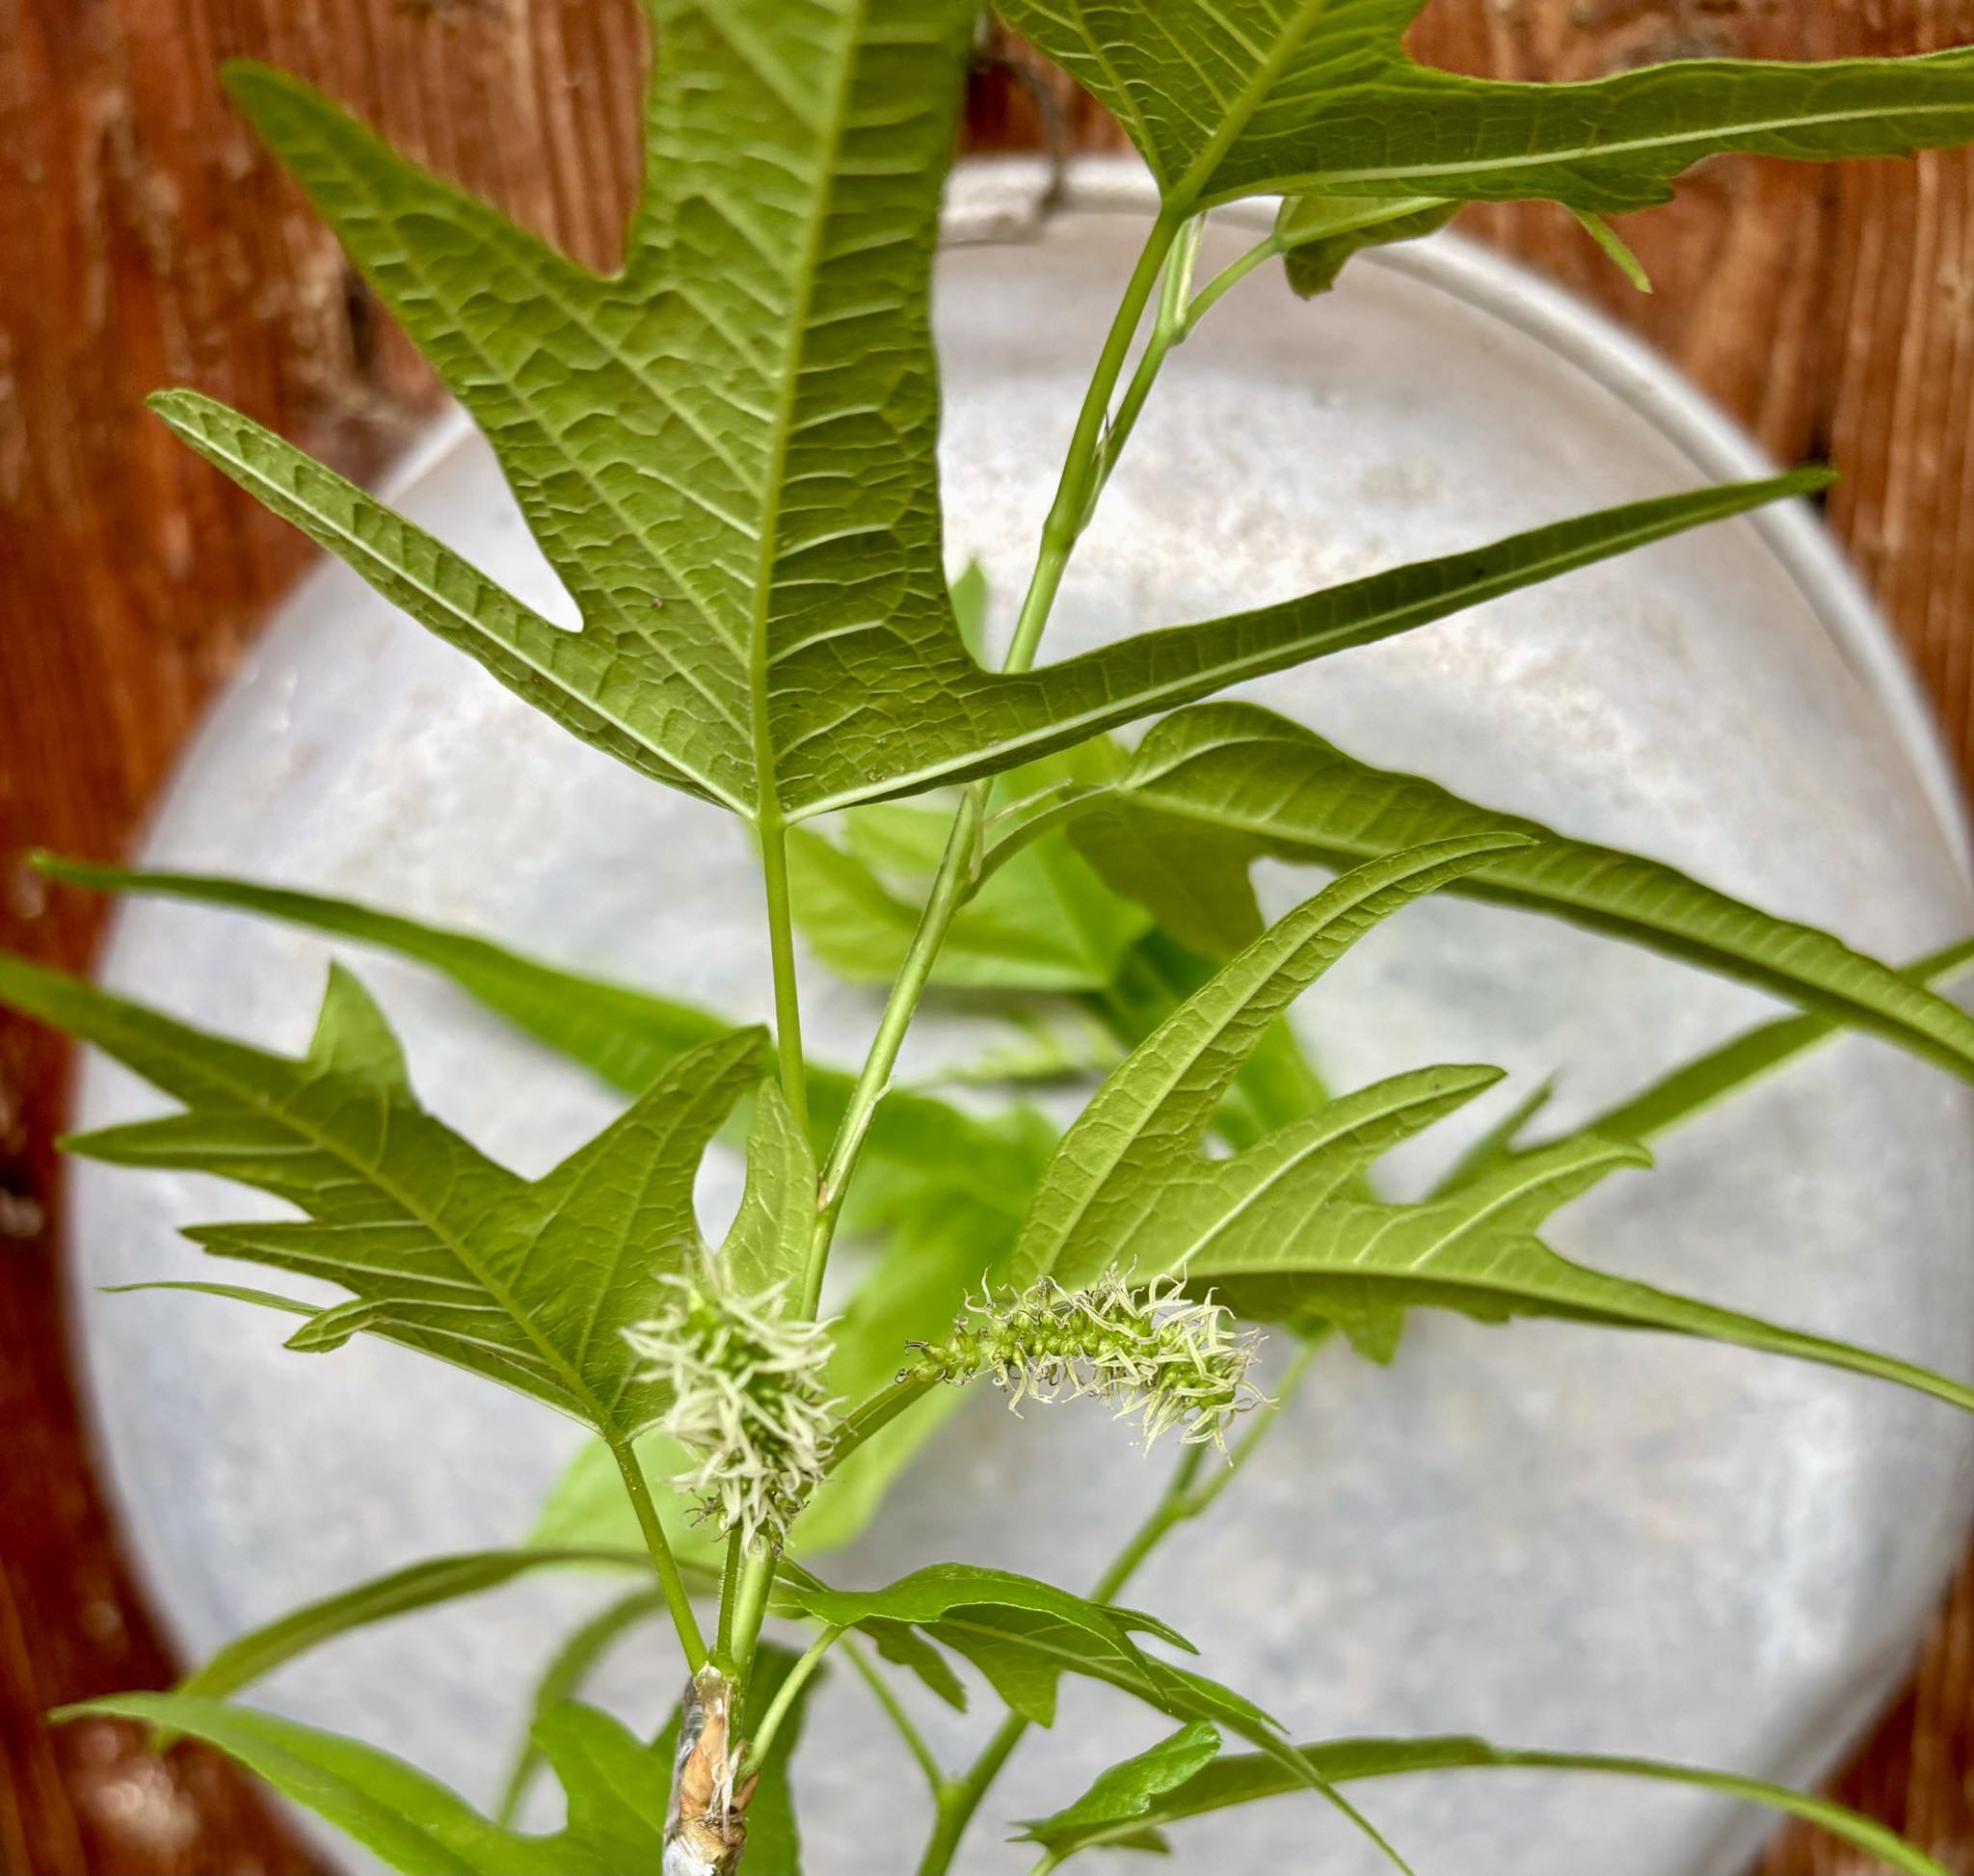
<box><xmin>67</xmin><ymin>162</ymin><xmax>1974</xmax><ymax>1874</ymax></box>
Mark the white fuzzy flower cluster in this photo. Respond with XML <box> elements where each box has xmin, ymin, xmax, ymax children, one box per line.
<box><xmin>926</xmin><ymin>1272</ymin><xmax>1265</xmax><ymax>1449</ymax></box>
<box><xmin>624</xmin><ymin>1269</ymin><xmax>837</xmax><ymax>1550</ymax></box>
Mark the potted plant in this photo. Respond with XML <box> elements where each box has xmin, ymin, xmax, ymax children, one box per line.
<box><xmin>12</xmin><ymin>5</ymin><xmax>1974</xmax><ymax>1872</ymax></box>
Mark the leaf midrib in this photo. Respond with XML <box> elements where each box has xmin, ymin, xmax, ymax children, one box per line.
<box><xmin>1253</xmin><ymin>94</ymin><xmax>1974</xmax><ymax>198</ymax></box>
<box><xmin>782</xmin><ymin>491</ymin><xmax>1702</xmax><ymax>817</ymax></box>
<box><xmin>747</xmin><ymin>7</ymin><xmax>867</xmax><ymax>824</ymax></box>
<box><xmin>170</xmin><ymin>399</ymin><xmax>749</xmax><ymax>817</ymax></box>
<box><xmin>1172</xmin><ymin>0</ymin><xmax>1334</xmax><ymax>207</ymax></box>
<box><xmin>188</xmin><ymin>1050</ymin><xmax>610</xmax><ymax>1429</ymax></box>
<box><xmin>1165</xmin><ymin>1088</ymin><xmax>1467</xmax><ymax>1275</ymax></box>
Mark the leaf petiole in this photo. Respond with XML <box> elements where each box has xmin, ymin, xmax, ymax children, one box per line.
<box><xmin>842</xmin><ymin>1633</ymin><xmax>949</xmax><ymax>1798</ymax></box>
<box><xmin>742</xmin><ymin>1624</ymin><xmax>844</xmax><ymax>1779</ymax></box>
<box><xmin>605</xmin><ymin>1433</ymin><xmax>708</xmax><ymax>1674</ymax></box>
<box><xmin>759</xmin><ymin>818</ymin><xmax>812</xmax><ymax>1139</ymax></box>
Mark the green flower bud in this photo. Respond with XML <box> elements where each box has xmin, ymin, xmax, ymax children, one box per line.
<box><xmin>625</xmin><ymin>1266</ymin><xmax>837</xmax><ymax>1550</ymax></box>
<box><xmin>922</xmin><ymin>1273</ymin><xmax>1265</xmax><ymax>1450</ymax></box>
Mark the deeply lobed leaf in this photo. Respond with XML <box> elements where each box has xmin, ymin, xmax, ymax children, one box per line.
<box><xmin>1013</xmin><ymin>834</ymin><xmax>1533</xmax><ymax>1289</ymax></box>
<box><xmin>1021</xmin><ymin>1728</ymin><xmax>1952</xmax><ymax>1874</ymax></box>
<box><xmin>1091</xmin><ymin>702</ymin><xmax>1974</xmax><ymax>1087</ymax></box>
<box><xmin>1017</xmin><ymin>840</ymin><xmax>1974</xmax><ymax>1407</ymax></box>
<box><xmin>56</xmin><ymin>1693</ymin><xmax>646</xmax><ymax>1875</ymax></box>
<box><xmin>998</xmin><ymin>0</ymin><xmax>1974</xmax><ymax>212</ymax></box>
<box><xmin>156</xmin><ymin>36</ymin><xmax>1826</xmax><ymax>823</ymax></box>
<box><xmin>0</xmin><ymin>951</ymin><xmax>760</xmax><ymax>1440</ymax></box>
<box><xmin>1189</xmin><ymin>1126</ymin><xmax>1974</xmax><ymax>1410</ymax></box>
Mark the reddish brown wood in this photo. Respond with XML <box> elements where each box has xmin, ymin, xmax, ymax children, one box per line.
<box><xmin>1</xmin><ymin>4</ymin><xmax>1971</xmax><ymax>1870</ymax></box>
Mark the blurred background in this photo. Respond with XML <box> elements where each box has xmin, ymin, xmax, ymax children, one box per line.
<box><xmin>5</xmin><ymin>3</ymin><xmax>1974</xmax><ymax>1871</ymax></box>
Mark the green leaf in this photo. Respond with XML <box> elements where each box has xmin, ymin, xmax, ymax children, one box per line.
<box><xmin>863</xmin><ymin>1618</ymin><xmax>970</xmax><ymax>1713</ymax></box>
<box><xmin>913</xmin><ymin>1601</ymin><xmax>1255</xmax><ymax>1730</ymax></box>
<box><xmin>781</xmin><ymin>471</ymin><xmax>1827</xmax><ymax>815</ymax></box>
<box><xmin>1564</xmin><ymin>931</ymin><xmax>1974</xmax><ymax>1154</ymax></box>
<box><xmin>1424</xmin><ymin>1076</ymin><xmax>1557</xmax><ymax>1199</ymax></box>
<box><xmin>497</xmin><ymin>1589</ymin><xmax>671</xmax><ymax>1826</ymax></box>
<box><xmin>1189</xmin><ymin>1133</ymin><xmax>1974</xmax><ymax>1412</ymax></box>
<box><xmin>529</xmin><ymin>1703</ymin><xmax>677</xmax><ymax>1873</ymax></box>
<box><xmin>1067</xmin><ymin>806</ymin><xmax>1263</xmax><ymax>960</ymax></box>
<box><xmin>54</xmin><ymin>1693</ymin><xmax>621</xmax><ymax>1875</ymax></box>
<box><xmin>155</xmin><ymin>207</ymin><xmax>1820</xmax><ymax>820</ymax></box>
<box><xmin>33</xmin><ymin>854</ymin><xmax>729</xmax><ymax>1093</ymax></box>
<box><xmin>1012</xmin><ymin>834</ymin><xmax>1534</xmax><ymax>1290</ymax></box>
<box><xmin>0</xmin><ymin>951</ymin><xmax>760</xmax><ymax>1441</ymax></box>
<box><xmin>36</xmin><ymin>854</ymin><xmax>1040</xmax><ymax>1294</ymax></box>
<box><xmin>1018</xmin><ymin>1722</ymin><xmax>1222</xmax><ymax>1848</ymax></box>
<box><xmin>792</xmin><ymin>741</ymin><xmax>1151</xmax><ymax>994</ymax></box>
<box><xmin>1106</xmin><ymin>702</ymin><xmax>1974</xmax><ymax>1087</ymax></box>
<box><xmin>1436</xmin><ymin>933</ymin><xmax>1974</xmax><ymax>1194</ymax></box>
<box><xmin>175</xmin><ymin>1547</ymin><xmax>649</xmax><ymax>1709</ymax></box>
<box><xmin>950</xmin><ymin>558</ymin><xmax>992</xmax><ymax>659</ymax></box>
<box><xmin>207</xmin><ymin>0</ymin><xmax>984</xmax><ymax>824</ymax></box>
<box><xmin>1024</xmin><ymin>1731</ymin><xmax>1953</xmax><ymax>1876</ymax></box>
<box><xmin>1276</xmin><ymin>193</ymin><xmax>1458</xmax><ymax>298</ymax></box>
<box><xmin>1572</xmin><ymin>208</ymin><xmax>1654</xmax><ymax>292</ymax></box>
<box><xmin>104</xmin><ymin>1279</ymin><xmax>321</xmax><ymax>1320</ymax></box>
<box><xmin>999</xmin><ymin>0</ymin><xmax>1974</xmax><ymax>212</ymax></box>
<box><xmin>789</xmin><ymin>817</ymin><xmax>1151</xmax><ymax>994</ymax></box>
<box><xmin>776</xmin><ymin>1563</ymin><xmax>1180</xmax><ymax>1672</ymax></box>
<box><xmin>774</xmin><ymin>1564</ymin><xmax>1308</xmax><ymax>1819</ymax></box>
<box><xmin>919</xmin><ymin>1607</ymin><xmax>1406</xmax><ymax>1869</ymax></box>
<box><xmin>721</xmin><ymin>1081</ymin><xmax>816</xmax><ymax>1301</ymax></box>
<box><xmin>734</xmin><ymin>1653</ymin><xmax>812</xmax><ymax>1876</ymax></box>
<box><xmin>1090</xmin><ymin>932</ymin><xmax>1334</xmax><ymax>1155</ymax></box>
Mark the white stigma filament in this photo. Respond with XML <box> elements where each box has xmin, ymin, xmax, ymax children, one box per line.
<box><xmin>625</xmin><ymin>1266</ymin><xmax>837</xmax><ymax>1550</ymax></box>
<box><xmin>925</xmin><ymin>1272</ymin><xmax>1266</xmax><ymax>1449</ymax></box>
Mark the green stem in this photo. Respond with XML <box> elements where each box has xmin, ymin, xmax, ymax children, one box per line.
<box><xmin>799</xmin><ymin>208</ymin><xmax>1187</xmax><ymax>1328</ymax></box>
<box><xmin>606</xmin><ymin>1433</ymin><xmax>707</xmax><ymax>1673</ymax></box>
<box><xmin>1091</xmin><ymin>218</ymin><xmax>1203</xmax><ymax>509</ymax></box>
<box><xmin>1003</xmin><ymin>206</ymin><xmax>1187</xmax><ymax>676</ymax></box>
<box><xmin>728</xmin><ymin>1547</ymin><xmax>780</xmax><ymax>1713</ymax></box>
<box><xmin>976</xmin><ymin>787</ymin><xmax>1108</xmax><ymax>883</ymax></box>
<box><xmin>759</xmin><ymin>817</ymin><xmax>810</xmax><ymax>1139</ymax></box>
<box><xmin>914</xmin><ymin>1336</ymin><xmax>1324</xmax><ymax>1876</ymax></box>
<box><xmin>804</xmin><ymin>786</ymin><xmax>988</xmax><ymax>1311</ymax></box>
<box><xmin>743</xmin><ymin>1624</ymin><xmax>843</xmax><ymax>1776</ymax></box>
<box><xmin>1186</xmin><ymin>229</ymin><xmax>1287</xmax><ymax>334</ymax></box>
<box><xmin>728</xmin><ymin>819</ymin><xmax>810</xmax><ymax>1709</ymax></box>
<box><xmin>842</xmin><ymin>1634</ymin><xmax>948</xmax><ymax>1799</ymax></box>
<box><xmin>824</xmin><ymin>1367</ymin><xmax>944</xmax><ymax>1476</ymax></box>
<box><xmin>714</xmin><ymin>1530</ymin><xmax>743</xmax><ymax>1667</ymax></box>
<box><xmin>916</xmin><ymin>1711</ymin><xmax>1027</xmax><ymax>1876</ymax></box>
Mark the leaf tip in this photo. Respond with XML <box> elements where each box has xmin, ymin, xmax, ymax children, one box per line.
<box><xmin>218</xmin><ymin>57</ymin><xmax>299</xmax><ymax>114</ymax></box>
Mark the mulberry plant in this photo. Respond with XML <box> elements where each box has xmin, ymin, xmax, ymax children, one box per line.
<box><xmin>14</xmin><ymin>5</ymin><xmax>1974</xmax><ymax>1872</ymax></box>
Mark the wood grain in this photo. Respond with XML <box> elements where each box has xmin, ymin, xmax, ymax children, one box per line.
<box><xmin>1</xmin><ymin>3</ymin><xmax>1971</xmax><ymax>1870</ymax></box>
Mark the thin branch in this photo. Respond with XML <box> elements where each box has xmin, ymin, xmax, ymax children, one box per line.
<box><xmin>743</xmin><ymin>1624</ymin><xmax>843</xmax><ymax>1777</ymax></box>
<box><xmin>606</xmin><ymin>1432</ymin><xmax>708</xmax><ymax>1673</ymax></box>
<box><xmin>842</xmin><ymin>1634</ymin><xmax>949</xmax><ymax>1799</ymax></box>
